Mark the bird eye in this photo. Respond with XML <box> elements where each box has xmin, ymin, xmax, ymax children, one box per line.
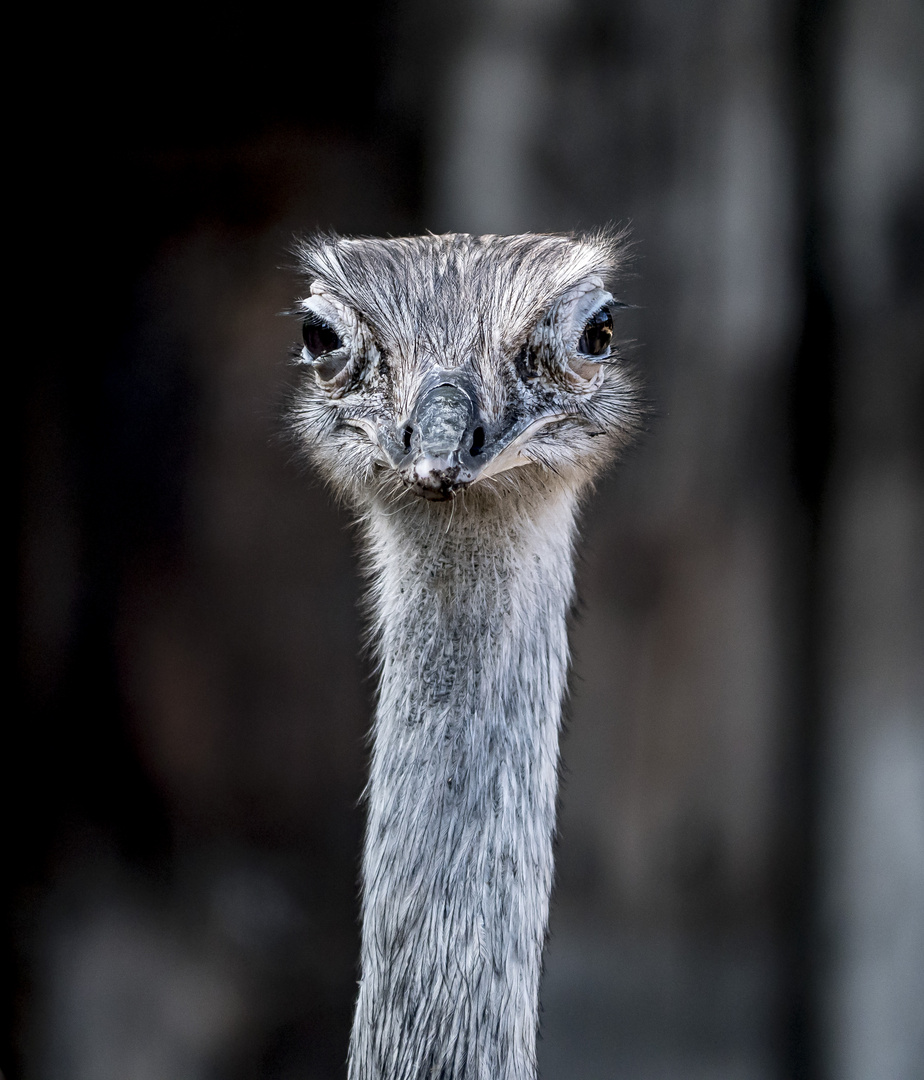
<box><xmin>577</xmin><ymin>306</ymin><xmax>613</xmax><ymax>356</ymax></box>
<box><xmin>302</xmin><ymin>316</ymin><xmax>350</xmax><ymax>382</ymax></box>
<box><xmin>302</xmin><ymin>316</ymin><xmax>343</xmax><ymax>358</ymax></box>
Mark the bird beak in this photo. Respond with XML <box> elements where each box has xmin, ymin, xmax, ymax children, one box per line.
<box><xmin>372</xmin><ymin>376</ymin><xmax>573</xmax><ymax>501</ymax></box>
<box><xmin>390</xmin><ymin>380</ymin><xmax>483</xmax><ymax>501</ymax></box>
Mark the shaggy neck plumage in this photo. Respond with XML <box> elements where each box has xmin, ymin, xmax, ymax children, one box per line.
<box><xmin>349</xmin><ymin>485</ymin><xmax>581</xmax><ymax>1080</ymax></box>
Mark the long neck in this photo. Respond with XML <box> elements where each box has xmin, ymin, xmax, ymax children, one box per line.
<box><xmin>349</xmin><ymin>488</ymin><xmax>580</xmax><ymax>1080</ymax></box>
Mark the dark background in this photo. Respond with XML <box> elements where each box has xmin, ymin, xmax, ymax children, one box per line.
<box><xmin>11</xmin><ymin>1</ymin><xmax>923</xmax><ymax>1077</ymax></box>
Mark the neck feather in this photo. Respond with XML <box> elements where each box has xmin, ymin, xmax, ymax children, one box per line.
<box><xmin>349</xmin><ymin>486</ymin><xmax>580</xmax><ymax>1080</ymax></box>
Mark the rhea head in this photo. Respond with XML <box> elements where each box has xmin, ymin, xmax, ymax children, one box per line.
<box><xmin>291</xmin><ymin>232</ymin><xmax>638</xmax><ymax>510</ymax></box>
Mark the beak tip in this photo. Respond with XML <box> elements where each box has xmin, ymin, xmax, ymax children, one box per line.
<box><xmin>401</xmin><ymin>454</ymin><xmax>475</xmax><ymax>500</ymax></box>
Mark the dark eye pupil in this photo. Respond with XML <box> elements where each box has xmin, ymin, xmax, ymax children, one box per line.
<box><xmin>302</xmin><ymin>318</ymin><xmax>343</xmax><ymax>357</ymax></box>
<box><xmin>577</xmin><ymin>306</ymin><xmax>613</xmax><ymax>356</ymax></box>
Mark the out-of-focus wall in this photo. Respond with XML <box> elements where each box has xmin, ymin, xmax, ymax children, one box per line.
<box><xmin>11</xmin><ymin>1</ymin><xmax>922</xmax><ymax>1078</ymax></box>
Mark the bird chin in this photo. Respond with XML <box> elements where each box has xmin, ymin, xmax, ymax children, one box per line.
<box><xmin>412</xmin><ymin>485</ymin><xmax>460</xmax><ymax>502</ymax></box>
<box><xmin>400</xmin><ymin>453</ymin><xmax>534</xmax><ymax>501</ymax></box>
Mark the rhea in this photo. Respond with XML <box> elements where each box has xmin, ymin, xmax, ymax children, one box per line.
<box><xmin>291</xmin><ymin>232</ymin><xmax>639</xmax><ymax>1080</ymax></box>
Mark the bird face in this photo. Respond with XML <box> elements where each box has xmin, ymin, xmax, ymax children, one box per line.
<box><xmin>291</xmin><ymin>233</ymin><xmax>639</xmax><ymax>506</ymax></box>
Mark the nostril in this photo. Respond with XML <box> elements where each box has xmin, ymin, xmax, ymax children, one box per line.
<box><xmin>403</xmin><ymin>425</ymin><xmax>413</xmax><ymax>453</ymax></box>
<box><xmin>470</xmin><ymin>426</ymin><xmax>485</xmax><ymax>456</ymax></box>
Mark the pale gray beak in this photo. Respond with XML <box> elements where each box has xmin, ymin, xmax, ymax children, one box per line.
<box><xmin>370</xmin><ymin>374</ymin><xmax>574</xmax><ymax>500</ymax></box>
<box><xmin>395</xmin><ymin>381</ymin><xmax>485</xmax><ymax>500</ymax></box>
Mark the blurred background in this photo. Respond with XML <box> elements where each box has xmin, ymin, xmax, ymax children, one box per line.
<box><xmin>10</xmin><ymin>0</ymin><xmax>923</xmax><ymax>1077</ymax></box>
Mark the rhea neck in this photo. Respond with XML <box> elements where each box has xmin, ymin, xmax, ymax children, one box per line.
<box><xmin>349</xmin><ymin>482</ymin><xmax>581</xmax><ymax>1080</ymax></box>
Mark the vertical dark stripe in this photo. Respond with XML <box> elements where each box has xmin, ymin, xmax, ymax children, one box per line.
<box><xmin>784</xmin><ymin>1</ymin><xmax>839</xmax><ymax>1077</ymax></box>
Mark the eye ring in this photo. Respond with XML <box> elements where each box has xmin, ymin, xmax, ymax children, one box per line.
<box><xmin>577</xmin><ymin>305</ymin><xmax>613</xmax><ymax>357</ymax></box>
